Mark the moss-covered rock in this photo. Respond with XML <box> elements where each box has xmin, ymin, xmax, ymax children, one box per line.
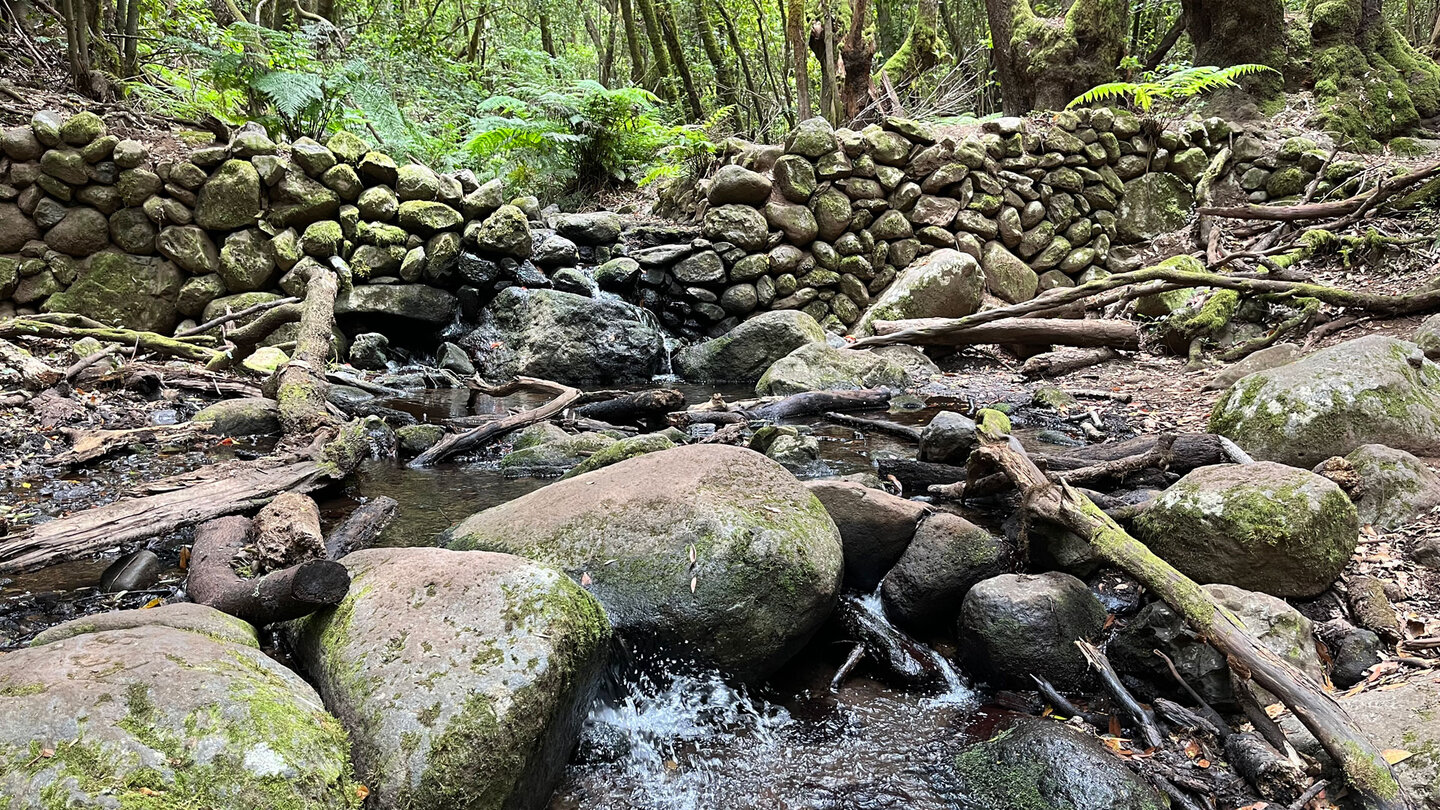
<box><xmin>31</xmin><ymin>603</ymin><xmax>258</xmax><ymax>648</ymax></box>
<box><xmin>945</xmin><ymin>717</ymin><xmax>1166</xmax><ymax>810</ymax></box>
<box><xmin>880</xmin><ymin>512</ymin><xmax>1008</xmax><ymax>631</ymax></box>
<box><xmin>1135</xmin><ymin>461</ymin><xmax>1357</xmax><ymax>597</ymax></box>
<box><xmin>785</xmin><ymin>117</ymin><xmax>839</xmax><ymax>158</ymax></box>
<box><xmin>42</xmin><ymin>252</ymin><xmax>183</xmax><ymax>332</ymax></box>
<box><xmin>1335</xmin><ymin>443</ymin><xmax>1440</xmax><ymax>530</ymax></box>
<box><xmin>853</xmin><ymin>248</ymin><xmax>984</xmax><ymax>335</ymax></box>
<box><xmin>498</xmin><ymin>432</ymin><xmax>616</xmax><ymax>477</ymax></box>
<box><xmin>675</xmin><ymin>310</ymin><xmax>827</xmax><ymax>383</ymax></box>
<box><xmin>1115</xmin><ymin>172</ymin><xmax>1193</xmax><ymax>243</ymax></box>
<box><xmin>701</xmin><ymin>204</ymin><xmax>769</xmax><ymax>251</ymax></box>
<box><xmin>290</xmin><ymin>547</ymin><xmax>610</xmax><ymax>810</ymax></box>
<box><xmin>0</xmin><ymin>623</ymin><xmax>357</xmax><ymax>809</ymax></box>
<box><xmin>978</xmin><ymin>241</ymin><xmax>1038</xmax><ymax>305</ymax></box>
<box><xmin>469</xmin><ymin>204</ymin><xmax>531</xmax><ymax>257</ymax></box>
<box><xmin>193</xmin><ymin>397</ymin><xmax>282</xmax><ymax>437</ymax></box>
<box><xmin>157</xmin><ymin>224</ymin><xmax>220</xmax><ymax>275</ymax></box>
<box><xmin>218</xmin><ymin>228</ymin><xmax>277</xmax><ymax>292</ymax></box>
<box><xmin>959</xmin><ymin>572</ymin><xmax>1106</xmax><ymax>690</ymax></box>
<box><xmin>756</xmin><ymin>342</ymin><xmax>913</xmax><ymax>396</ymax></box>
<box><xmin>1209</xmin><ymin>335</ymin><xmax>1440</xmax><ymax>465</ymax></box>
<box><xmin>444</xmin><ymin>445</ymin><xmax>843</xmax><ymax>679</ymax></box>
<box><xmin>396</xmin><ymin>200</ymin><xmax>462</xmax><ymax>235</ymax></box>
<box><xmin>195</xmin><ymin>159</ymin><xmax>262</xmax><ymax>231</ymax></box>
<box><xmin>561</xmin><ymin>433</ymin><xmax>674</xmax><ymax>478</ymax></box>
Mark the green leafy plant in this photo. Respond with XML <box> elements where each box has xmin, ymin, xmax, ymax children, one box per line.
<box><xmin>1067</xmin><ymin>64</ymin><xmax>1279</xmax><ymax>112</ymax></box>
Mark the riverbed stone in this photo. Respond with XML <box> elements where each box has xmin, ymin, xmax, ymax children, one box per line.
<box><xmin>981</xmin><ymin>241</ymin><xmax>1038</xmax><ymax>303</ymax></box>
<box><xmin>554</xmin><ymin>211</ymin><xmax>623</xmax><ymax>244</ymax></box>
<box><xmin>702</xmin><ymin>204</ymin><xmax>769</xmax><ymax>251</ymax></box>
<box><xmin>756</xmin><ymin>342</ymin><xmax>913</xmax><ymax>396</ymax></box>
<box><xmin>42</xmin><ymin>252</ymin><xmax>182</xmax><ymax>332</ymax></box>
<box><xmin>461</xmin><ymin>287</ymin><xmax>663</xmax><ymax>384</ymax></box>
<box><xmin>444</xmin><ymin>445</ymin><xmax>843</xmax><ymax>679</ymax></box>
<box><xmin>765</xmin><ymin>201</ymin><xmax>819</xmax><ymax>244</ymax></box>
<box><xmin>498</xmin><ymin>432</ymin><xmax>615</xmax><ymax>476</ymax></box>
<box><xmin>675</xmin><ymin>309</ymin><xmax>827</xmax><ymax>382</ymax></box>
<box><xmin>0</xmin><ymin>623</ymin><xmax>356</xmax><ymax>809</ymax></box>
<box><xmin>0</xmin><ymin>203</ymin><xmax>40</xmax><ymax>252</ymax></box>
<box><xmin>1201</xmin><ymin>342</ymin><xmax>1303</xmax><ymax>391</ymax></box>
<box><xmin>1334</xmin><ymin>443</ymin><xmax>1440</xmax><ymax>530</ymax></box>
<box><xmin>882</xmin><ymin>512</ymin><xmax>1008</xmax><ymax>631</ymax></box>
<box><xmin>707</xmin><ymin>164</ymin><xmax>772</xmax><ymax>205</ymax></box>
<box><xmin>853</xmin><ymin>248</ymin><xmax>984</xmax><ymax>335</ymax></box>
<box><xmin>290</xmin><ymin>547</ymin><xmax>610</xmax><ymax>810</ymax></box>
<box><xmin>1116</xmin><ymin>172</ymin><xmax>1193</xmax><ymax>243</ymax></box>
<box><xmin>945</xmin><ymin>717</ymin><xmax>1165</xmax><ymax>810</ymax></box>
<box><xmin>1209</xmin><ymin>335</ymin><xmax>1440</xmax><ymax>466</ymax></box>
<box><xmin>960</xmin><ymin>572</ymin><xmax>1106</xmax><ymax>690</ymax></box>
<box><xmin>218</xmin><ymin>228</ymin><xmax>276</xmax><ymax>292</ymax></box>
<box><xmin>43</xmin><ymin>206</ymin><xmax>110</xmax><ymax>257</ymax></box>
<box><xmin>804</xmin><ymin>480</ymin><xmax>925</xmax><ymax>590</ymax></box>
<box><xmin>193</xmin><ymin>396</ymin><xmax>282</xmax><ymax>436</ymax></box>
<box><xmin>1134</xmin><ymin>461</ymin><xmax>1358</xmax><ymax>597</ymax></box>
<box><xmin>334</xmin><ymin>284</ymin><xmax>457</xmax><ymax>324</ymax></box>
<box><xmin>562</xmin><ymin>433</ymin><xmax>676</xmax><ymax>478</ymax></box>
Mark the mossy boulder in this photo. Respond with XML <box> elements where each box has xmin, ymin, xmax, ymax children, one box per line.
<box><xmin>1415</xmin><ymin>312</ymin><xmax>1440</xmax><ymax>359</ymax></box>
<box><xmin>444</xmin><ymin>444</ymin><xmax>844</xmax><ymax>679</ymax></box>
<box><xmin>701</xmin><ymin>204</ymin><xmax>769</xmax><ymax>251</ymax></box>
<box><xmin>42</xmin><ymin>252</ymin><xmax>183</xmax><ymax>332</ymax></box>
<box><xmin>1134</xmin><ymin>462</ymin><xmax>1357</xmax><ymax>597</ymax></box>
<box><xmin>195</xmin><ymin>159</ymin><xmax>262</xmax><ymax>231</ymax></box>
<box><xmin>553</xmin><ymin>211</ymin><xmax>624</xmax><ymax>245</ymax></box>
<box><xmin>459</xmin><ymin>288</ymin><xmax>663</xmax><ymax>384</ymax></box>
<box><xmin>290</xmin><ymin>547</ymin><xmax>610</xmax><ymax>810</ymax></box>
<box><xmin>561</xmin><ymin>433</ymin><xmax>675</xmax><ymax>478</ymax></box>
<box><xmin>396</xmin><ymin>200</ymin><xmax>462</xmax><ymax>235</ymax></box>
<box><xmin>945</xmin><ymin>717</ymin><xmax>1165</xmax><ymax>810</ymax></box>
<box><xmin>218</xmin><ymin>229</ymin><xmax>277</xmax><ymax>292</ymax></box>
<box><xmin>756</xmin><ymin>343</ymin><xmax>913</xmax><ymax>396</ymax></box>
<box><xmin>498</xmin><ymin>432</ymin><xmax>617</xmax><ymax>477</ymax></box>
<box><xmin>959</xmin><ymin>572</ymin><xmax>1106</xmax><ymax>690</ymax></box>
<box><xmin>193</xmin><ymin>397</ymin><xmax>282</xmax><ymax>436</ymax></box>
<box><xmin>1115</xmin><ymin>172</ymin><xmax>1193</xmax><ymax>243</ymax></box>
<box><xmin>30</xmin><ymin>603</ymin><xmax>258</xmax><ymax>648</ymax></box>
<box><xmin>0</xmin><ymin>622</ymin><xmax>356</xmax><ymax>809</ymax></box>
<box><xmin>675</xmin><ymin>310</ymin><xmax>827</xmax><ymax>383</ymax></box>
<box><xmin>157</xmin><ymin>225</ymin><xmax>220</xmax><ymax>275</ymax></box>
<box><xmin>1209</xmin><ymin>335</ymin><xmax>1440</xmax><ymax>466</ymax></box>
<box><xmin>707</xmin><ymin>164</ymin><xmax>772</xmax><ymax>206</ymax></box>
<box><xmin>785</xmin><ymin>117</ymin><xmax>839</xmax><ymax>158</ymax></box>
<box><xmin>0</xmin><ymin>203</ymin><xmax>40</xmax><ymax>253</ymax></box>
<box><xmin>1335</xmin><ymin>443</ymin><xmax>1440</xmax><ymax>530</ymax></box>
<box><xmin>854</xmin><ymin>248</ymin><xmax>984</xmax><ymax>335</ymax></box>
<box><xmin>334</xmin><ymin>284</ymin><xmax>458</xmax><ymax>325</ymax></box>
<box><xmin>469</xmin><ymin>204</ymin><xmax>532</xmax><ymax>258</ymax></box>
<box><xmin>880</xmin><ymin>512</ymin><xmax>1008</xmax><ymax>631</ymax></box>
<box><xmin>43</xmin><ymin>206</ymin><xmax>110</xmax><ymax>257</ymax></box>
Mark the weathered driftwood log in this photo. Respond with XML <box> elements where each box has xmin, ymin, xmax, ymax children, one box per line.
<box><xmin>1020</xmin><ymin>347</ymin><xmax>1120</xmax><ymax>378</ymax></box>
<box><xmin>576</xmin><ymin>388</ymin><xmax>685</xmax><ymax>426</ymax></box>
<box><xmin>971</xmin><ymin>416</ymin><xmax>1411</xmax><ymax>810</ymax></box>
<box><xmin>870</xmin><ymin>317</ymin><xmax>1141</xmax><ymax>350</ymax></box>
<box><xmin>850</xmin><ymin>261</ymin><xmax>1440</xmax><ymax>350</ymax></box>
<box><xmin>822</xmin><ymin>411</ymin><xmax>922</xmax><ymax>441</ymax></box>
<box><xmin>188</xmin><ymin>515</ymin><xmax>349</xmax><ymax>625</ymax></box>
<box><xmin>46</xmin><ymin>423</ymin><xmax>204</xmax><ymax>467</ymax></box>
<box><xmin>875</xmin><ymin>457</ymin><xmax>968</xmax><ymax>492</ymax></box>
<box><xmin>410</xmin><ymin>377</ymin><xmax>581</xmax><ymax>467</ymax></box>
<box><xmin>251</xmin><ymin>491</ymin><xmax>325</xmax><ymax>572</ymax></box>
<box><xmin>1033</xmin><ymin>433</ymin><xmax>1225</xmax><ymax>473</ymax></box>
<box><xmin>1199</xmin><ymin>160</ymin><xmax>1440</xmax><ymax>224</ymax></box>
<box><xmin>0</xmin><ymin>420</ymin><xmax>379</xmax><ymax>574</ymax></box>
<box><xmin>276</xmin><ymin>265</ymin><xmax>339</xmax><ymax>436</ymax></box>
<box><xmin>324</xmin><ymin>496</ymin><xmax>398</xmax><ymax>560</ymax></box>
<box><xmin>0</xmin><ymin>338</ymin><xmax>61</xmax><ymax>389</ymax></box>
<box><xmin>116</xmin><ymin>364</ymin><xmax>266</xmax><ymax>398</ymax></box>
<box><xmin>745</xmin><ymin>388</ymin><xmax>893</xmax><ymax>420</ymax></box>
<box><xmin>0</xmin><ymin>318</ymin><xmax>220</xmax><ymax>363</ymax></box>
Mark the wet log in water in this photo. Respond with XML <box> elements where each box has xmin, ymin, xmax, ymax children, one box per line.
<box><xmin>188</xmin><ymin>515</ymin><xmax>349</xmax><ymax>625</ymax></box>
<box><xmin>970</xmin><ymin>414</ymin><xmax>1411</xmax><ymax>810</ymax></box>
<box><xmin>324</xmin><ymin>496</ymin><xmax>398</xmax><ymax>560</ymax></box>
<box><xmin>409</xmin><ymin>376</ymin><xmax>581</xmax><ymax>467</ymax></box>
<box><xmin>576</xmin><ymin>388</ymin><xmax>686</xmax><ymax>426</ymax></box>
<box><xmin>744</xmin><ymin>388</ymin><xmax>893</xmax><ymax>421</ymax></box>
<box><xmin>832</xmin><ymin>595</ymin><xmax>948</xmax><ymax>691</ymax></box>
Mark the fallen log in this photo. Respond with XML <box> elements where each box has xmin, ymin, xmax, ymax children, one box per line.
<box><xmin>0</xmin><ymin>419</ymin><xmax>380</xmax><ymax>574</ymax></box>
<box><xmin>0</xmin><ymin>338</ymin><xmax>61</xmax><ymax>389</ymax></box>
<box><xmin>0</xmin><ymin>317</ymin><xmax>220</xmax><ymax>363</ymax></box>
<box><xmin>324</xmin><ymin>496</ymin><xmax>398</xmax><ymax>560</ymax></box>
<box><xmin>822</xmin><ymin>411</ymin><xmax>922</xmax><ymax>441</ymax></box>
<box><xmin>410</xmin><ymin>377</ymin><xmax>581</xmax><ymax>467</ymax></box>
<box><xmin>1020</xmin><ymin>347</ymin><xmax>1120</xmax><ymax>378</ymax></box>
<box><xmin>1199</xmin><ymin>160</ymin><xmax>1440</xmax><ymax>225</ymax></box>
<box><xmin>276</xmin><ymin>264</ymin><xmax>339</xmax><ymax>436</ymax></box>
<box><xmin>744</xmin><ymin>388</ymin><xmax>893</xmax><ymax>420</ymax></box>
<box><xmin>188</xmin><ymin>515</ymin><xmax>349</xmax><ymax>625</ymax></box>
<box><xmin>576</xmin><ymin>388</ymin><xmax>686</xmax><ymax>426</ymax></box>
<box><xmin>251</xmin><ymin>491</ymin><xmax>325</xmax><ymax>572</ymax></box>
<box><xmin>970</xmin><ymin>415</ymin><xmax>1411</xmax><ymax>810</ymax></box>
<box><xmin>869</xmin><ymin>317</ymin><xmax>1141</xmax><ymax>350</ymax></box>
<box><xmin>1033</xmin><ymin>432</ymin><xmax>1226</xmax><ymax>473</ymax></box>
<box><xmin>46</xmin><ymin>423</ymin><xmax>205</xmax><ymax>467</ymax></box>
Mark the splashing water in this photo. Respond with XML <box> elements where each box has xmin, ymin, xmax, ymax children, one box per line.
<box><xmin>850</xmin><ymin>590</ymin><xmax>974</xmax><ymax>707</ymax></box>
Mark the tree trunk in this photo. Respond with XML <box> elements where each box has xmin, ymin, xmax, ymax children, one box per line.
<box><xmin>808</xmin><ymin>0</ymin><xmax>841</xmax><ymax>122</ymax></box>
<box><xmin>1307</xmin><ymin>0</ymin><xmax>1440</xmax><ymax>150</ymax></box>
<box><xmin>635</xmin><ymin>0</ymin><xmax>675</xmax><ymax>98</ymax></box>
<box><xmin>696</xmin><ymin>0</ymin><xmax>739</xmax><ymax>113</ymax></box>
<box><xmin>620</xmin><ymin>0</ymin><xmax>649</xmax><ymax>84</ymax></box>
<box><xmin>716</xmin><ymin>0</ymin><xmax>765</xmax><ymax>127</ymax></box>
<box><xmin>787</xmin><ymin>0</ymin><xmax>812</xmax><ymax>118</ymax></box>
<box><xmin>840</xmin><ymin>0</ymin><xmax>876</xmax><ymax>119</ymax></box>
<box><xmin>188</xmin><ymin>515</ymin><xmax>350</xmax><ymax>625</ymax></box>
<box><xmin>658</xmin><ymin>0</ymin><xmax>705</xmax><ymax>117</ymax></box>
<box><xmin>984</xmin><ymin>0</ymin><xmax>1127</xmax><ymax>113</ymax></box>
<box><xmin>1180</xmin><ymin>0</ymin><xmax>1285</xmax><ymax>101</ymax></box>
<box><xmin>275</xmin><ymin>263</ymin><xmax>338</xmax><ymax>436</ymax></box>
<box><xmin>880</xmin><ymin>0</ymin><xmax>940</xmax><ymax>87</ymax></box>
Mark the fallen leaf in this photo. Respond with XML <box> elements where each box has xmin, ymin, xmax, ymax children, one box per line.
<box><xmin>355</xmin><ymin>785</ymin><xmax>370</xmax><ymax>799</ymax></box>
<box><xmin>580</xmin><ymin>572</ymin><xmax>592</xmax><ymax>586</ymax></box>
<box><xmin>1382</xmin><ymin>748</ymin><xmax>1414</xmax><ymax>765</ymax></box>
<box><xmin>142</xmin><ymin>598</ymin><xmax>162</xmax><ymax>609</ymax></box>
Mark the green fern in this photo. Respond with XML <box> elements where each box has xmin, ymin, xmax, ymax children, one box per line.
<box><xmin>1067</xmin><ymin>64</ymin><xmax>1278</xmax><ymax>112</ymax></box>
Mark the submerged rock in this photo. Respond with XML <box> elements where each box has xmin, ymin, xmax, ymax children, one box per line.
<box><xmin>444</xmin><ymin>445</ymin><xmax>844</xmax><ymax>679</ymax></box>
<box><xmin>1134</xmin><ymin>462</ymin><xmax>1357</xmax><ymax>597</ymax></box>
<box><xmin>959</xmin><ymin>572</ymin><xmax>1106</xmax><ymax>690</ymax></box>
<box><xmin>942</xmin><ymin>717</ymin><xmax>1165</xmax><ymax>810</ymax></box>
<box><xmin>1209</xmin><ymin>335</ymin><xmax>1440</xmax><ymax>466</ymax></box>
<box><xmin>675</xmin><ymin>310</ymin><xmax>827</xmax><ymax>383</ymax></box>
<box><xmin>461</xmin><ymin>287</ymin><xmax>664</xmax><ymax>384</ymax></box>
<box><xmin>1</xmin><ymin>618</ymin><xmax>356</xmax><ymax>808</ymax></box>
<box><xmin>290</xmin><ymin>547</ymin><xmax>609</xmax><ymax>810</ymax></box>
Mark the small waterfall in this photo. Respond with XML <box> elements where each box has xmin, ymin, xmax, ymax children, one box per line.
<box><xmin>849</xmin><ymin>590</ymin><xmax>975</xmax><ymax>707</ymax></box>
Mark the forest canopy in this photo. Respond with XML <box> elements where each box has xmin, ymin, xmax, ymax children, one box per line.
<box><xmin>5</xmin><ymin>0</ymin><xmax>1440</xmax><ymax>198</ymax></box>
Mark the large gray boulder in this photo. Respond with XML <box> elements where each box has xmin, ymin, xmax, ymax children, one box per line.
<box><xmin>195</xmin><ymin>159</ymin><xmax>262</xmax><ymax>230</ymax></box>
<box><xmin>460</xmin><ymin>287</ymin><xmax>663</xmax><ymax>384</ymax></box>
<box><xmin>1</xmin><ymin>611</ymin><xmax>356</xmax><ymax>809</ymax></box>
<box><xmin>42</xmin><ymin>253</ymin><xmax>183</xmax><ymax>333</ymax></box>
<box><xmin>707</xmin><ymin>164</ymin><xmax>772</xmax><ymax>205</ymax></box>
<box><xmin>947</xmin><ymin>717</ymin><xmax>1165</xmax><ymax>810</ymax></box>
<box><xmin>756</xmin><ymin>343</ymin><xmax>920</xmax><ymax>396</ymax></box>
<box><xmin>334</xmin><ymin>284</ymin><xmax>458</xmax><ymax>324</ymax></box>
<box><xmin>0</xmin><ymin>203</ymin><xmax>40</xmax><ymax>253</ymax></box>
<box><xmin>959</xmin><ymin>572</ymin><xmax>1106</xmax><ymax>689</ymax></box>
<box><xmin>675</xmin><ymin>310</ymin><xmax>827</xmax><ymax>383</ymax></box>
<box><xmin>1334</xmin><ymin>443</ymin><xmax>1440</xmax><ymax>529</ymax></box>
<box><xmin>553</xmin><ymin>211</ymin><xmax>623</xmax><ymax>244</ymax></box>
<box><xmin>1116</xmin><ymin>172</ymin><xmax>1193</xmax><ymax>243</ymax></box>
<box><xmin>804</xmin><ymin>479</ymin><xmax>926</xmax><ymax>590</ymax></box>
<box><xmin>290</xmin><ymin>548</ymin><xmax>609</xmax><ymax>810</ymax></box>
<box><xmin>881</xmin><ymin>511</ymin><xmax>1008</xmax><ymax>631</ymax></box>
<box><xmin>444</xmin><ymin>445</ymin><xmax>844</xmax><ymax>679</ymax></box>
<box><xmin>1209</xmin><ymin>335</ymin><xmax>1440</xmax><ymax>466</ymax></box>
<box><xmin>1134</xmin><ymin>462</ymin><xmax>1357</xmax><ymax>597</ymax></box>
<box><xmin>701</xmin><ymin>204</ymin><xmax>769</xmax><ymax>251</ymax></box>
<box><xmin>852</xmin><ymin>248</ymin><xmax>985</xmax><ymax>336</ymax></box>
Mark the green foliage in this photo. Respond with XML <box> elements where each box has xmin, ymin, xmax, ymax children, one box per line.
<box><xmin>1067</xmin><ymin>63</ymin><xmax>1279</xmax><ymax>112</ymax></box>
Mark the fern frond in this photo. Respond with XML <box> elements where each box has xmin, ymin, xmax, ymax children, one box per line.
<box><xmin>1066</xmin><ymin>82</ymin><xmax>1142</xmax><ymax>109</ymax></box>
<box><xmin>251</xmin><ymin>70</ymin><xmax>324</xmax><ymax>118</ymax></box>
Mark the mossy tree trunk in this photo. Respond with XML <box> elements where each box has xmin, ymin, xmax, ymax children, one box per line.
<box><xmin>620</xmin><ymin>0</ymin><xmax>650</xmax><ymax>85</ymax></box>
<box><xmin>1308</xmin><ymin>0</ymin><xmax>1440</xmax><ymax>150</ymax></box>
<box><xmin>787</xmin><ymin>0</ymin><xmax>813</xmax><ymax>118</ymax></box>
<box><xmin>985</xmin><ymin>0</ymin><xmax>1128</xmax><ymax>114</ymax></box>
<box><xmin>657</xmin><ymin>0</ymin><xmax>705</xmax><ymax>117</ymax></box>
<box><xmin>1179</xmin><ymin>0</ymin><xmax>1286</xmax><ymax>113</ymax></box>
<box><xmin>840</xmin><ymin>0</ymin><xmax>877</xmax><ymax>119</ymax></box>
<box><xmin>880</xmin><ymin>0</ymin><xmax>942</xmax><ymax>88</ymax></box>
